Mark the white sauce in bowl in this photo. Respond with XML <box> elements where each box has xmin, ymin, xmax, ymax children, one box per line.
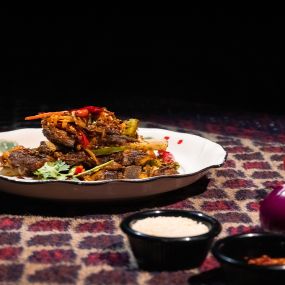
<box><xmin>131</xmin><ymin>216</ymin><xmax>209</xmax><ymax>238</ymax></box>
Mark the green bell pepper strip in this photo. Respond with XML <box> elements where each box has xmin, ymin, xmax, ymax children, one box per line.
<box><xmin>93</xmin><ymin>146</ymin><xmax>126</xmax><ymax>156</ymax></box>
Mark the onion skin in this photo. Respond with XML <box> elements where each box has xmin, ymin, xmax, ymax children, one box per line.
<box><xmin>260</xmin><ymin>185</ymin><xmax>285</xmax><ymax>234</ymax></box>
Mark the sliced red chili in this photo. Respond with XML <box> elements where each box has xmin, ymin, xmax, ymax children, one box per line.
<box><xmin>72</xmin><ymin>106</ymin><xmax>103</xmax><ymax>117</ymax></box>
<box><xmin>74</xmin><ymin>165</ymin><xmax>84</xmax><ymax>175</ymax></box>
<box><xmin>79</xmin><ymin>131</ymin><xmax>90</xmax><ymax>148</ymax></box>
<box><xmin>158</xmin><ymin>150</ymin><xmax>174</xmax><ymax>163</ymax></box>
<box><xmin>75</xmin><ymin>109</ymin><xmax>89</xmax><ymax>117</ymax></box>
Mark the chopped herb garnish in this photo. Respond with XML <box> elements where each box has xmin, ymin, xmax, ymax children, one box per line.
<box><xmin>33</xmin><ymin>160</ymin><xmax>114</xmax><ymax>180</ymax></box>
<box><xmin>33</xmin><ymin>160</ymin><xmax>72</xmax><ymax>180</ymax></box>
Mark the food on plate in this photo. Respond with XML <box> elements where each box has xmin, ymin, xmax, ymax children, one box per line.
<box><xmin>0</xmin><ymin>106</ymin><xmax>179</xmax><ymax>181</ymax></box>
<box><xmin>247</xmin><ymin>255</ymin><xmax>285</xmax><ymax>266</ymax></box>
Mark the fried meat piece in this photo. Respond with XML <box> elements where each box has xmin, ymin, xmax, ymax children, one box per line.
<box><xmin>124</xmin><ymin>165</ymin><xmax>142</xmax><ymax>179</ymax></box>
<box><xmin>37</xmin><ymin>141</ymin><xmax>57</xmax><ymax>155</ymax></box>
<box><xmin>42</xmin><ymin>125</ymin><xmax>76</xmax><ymax>148</ymax></box>
<box><xmin>55</xmin><ymin>151</ymin><xmax>94</xmax><ymax>167</ymax></box>
<box><xmin>1</xmin><ymin>146</ymin><xmax>54</xmax><ymax>176</ymax></box>
<box><xmin>122</xmin><ymin>149</ymin><xmax>153</xmax><ymax>166</ymax></box>
<box><xmin>152</xmin><ymin>164</ymin><xmax>178</xmax><ymax>176</ymax></box>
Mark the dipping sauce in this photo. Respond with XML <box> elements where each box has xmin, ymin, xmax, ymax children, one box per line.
<box><xmin>247</xmin><ymin>255</ymin><xmax>285</xmax><ymax>266</ymax></box>
<box><xmin>131</xmin><ymin>216</ymin><xmax>209</xmax><ymax>238</ymax></box>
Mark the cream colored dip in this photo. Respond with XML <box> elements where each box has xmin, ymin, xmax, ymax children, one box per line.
<box><xmin>131</xmin><ymin>216</ymin><xmax>209</xmax><ymax>238</ymax></box>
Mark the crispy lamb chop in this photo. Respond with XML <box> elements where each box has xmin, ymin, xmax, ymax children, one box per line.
<box><xmin>26</xmin><ymin>106</ymin><xmax>140</xmax><ymax>150</ymax></box>
<box><xmin>0</xmin><ymin>141</ymin><xmax>96</xmax><ymax>176</ymax></box>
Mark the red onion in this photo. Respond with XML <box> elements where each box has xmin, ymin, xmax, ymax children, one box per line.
<box><xmin>260</xmin><ymin>185</ymin><xmax>285</xmax><ymax>234</ymax></box>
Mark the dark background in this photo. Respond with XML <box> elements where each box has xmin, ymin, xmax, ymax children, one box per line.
<box><xmin>1</xmin><ymin>13</ymin><xmax>284</xmax><ymax>122</ymax></box>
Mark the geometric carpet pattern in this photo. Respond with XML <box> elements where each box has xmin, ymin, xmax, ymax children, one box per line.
<box><xmin>1</xmin><ymin>117</ymin><xmax>285</xmax><ymax>284</ymax></box>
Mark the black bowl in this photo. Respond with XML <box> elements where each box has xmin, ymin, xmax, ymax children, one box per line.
<box><xmin>212</xmin><ymin>233</ymin><xmax>285</xmax><ymax>285</ymax></box>
<box><xmin>120</xmin><ymin>210</ymin><xmax>221</xmax><ymax>271</ymax></box>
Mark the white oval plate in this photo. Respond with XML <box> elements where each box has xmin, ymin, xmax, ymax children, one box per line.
<box><xmin>0</xmin><ymin>128</ymin><xmax>226</xmax><ymax>201</ymax></box>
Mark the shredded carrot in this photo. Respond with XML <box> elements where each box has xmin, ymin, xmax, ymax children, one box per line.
<box><xmin>25</xmin><ymin>111</ymin><xmax>66</xmax><ymax>121</ymax></box>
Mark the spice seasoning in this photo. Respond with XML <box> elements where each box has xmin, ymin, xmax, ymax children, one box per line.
<box><xmin>247</xmin><ymin>255</ymin><xmax>285</xmax><ymax>266</ymax></box>
<box><xmin>131</xmin><ymin>216</ymin><xmax>209</xmax><ymax>238</ymax></box>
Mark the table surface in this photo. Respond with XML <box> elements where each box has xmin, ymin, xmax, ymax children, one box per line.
<box><xmin>1</xmin><ymin>105</ymin><xmax>285</xmax><ymax>285</ymax></box>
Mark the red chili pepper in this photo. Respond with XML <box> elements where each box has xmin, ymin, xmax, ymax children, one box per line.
<box><xmin>74</xmin><ymin>165</ymin><xmax>84</xmax><ymax>175</ymax></box>
<box><xmin>75</xmin><ymin>108</ymin><xmax>89</xmax><ymax>117</ymax></box>
<box><xmin>81</xmin><ymin>106</ymin><xmax>103</xmax><ymax>114</ymax></box>
<box><xmin>79</xmin><ymin>131</ymin><xmax>90</xmax><ymax>148</ymax></box>
<box><xmin>72</xmin><ymin>106</ymin><xmax>103</xmax><ymax>117</ymax></box>
<box><xmin>158</xmin><ymin>150</ymin><xmax>174</xmax><ymax>163</ymax></box>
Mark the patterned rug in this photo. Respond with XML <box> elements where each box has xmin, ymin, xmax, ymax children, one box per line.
<box><xmin>1</xmin><ymin>112</ymin><xmax>285</xmax><ymax>285</ymax></box>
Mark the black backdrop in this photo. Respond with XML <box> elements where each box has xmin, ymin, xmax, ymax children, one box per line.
<box><xmin>1</xmin><ymin>13</ymin><xmax>284</xmax><ymax>118</ymax></box>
